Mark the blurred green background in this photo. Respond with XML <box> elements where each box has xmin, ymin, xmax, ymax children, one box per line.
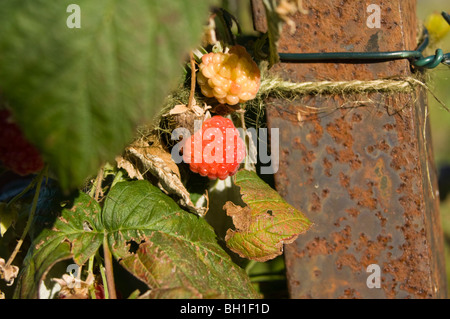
<box><xmin>417</xmin><ymin>0</ymin><xmax>450</xmax><ymax>296</ymax></box>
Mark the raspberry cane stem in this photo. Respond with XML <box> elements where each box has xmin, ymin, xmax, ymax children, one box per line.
<box><xmin>188</xmin><ymin>51</ymin><xmax>197</xmax><ymax>110</ymax></box>
<box><xmin>6</xmin><ymin>165</ymin><xmax>47</xmax><ymax>269</ymax></box>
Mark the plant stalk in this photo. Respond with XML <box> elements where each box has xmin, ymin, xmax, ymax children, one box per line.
<box><xmin>103</xmin><ymin>236</ymin><xmax>116</xmax><ymax>299</ymax></box>
<box><xmin>188</xmin><ymin>51</ymin><xmax>196</xmax><ymax>110</ymax></box>
<box><xmin>87</xmin><ymin>255</ymin><xmax>97</xmax><ymax>299</ymax></box>
<box><xmin>6</xmin><ymin>166</ymin><xmax>46</xmax><ymax>268</ymax></box>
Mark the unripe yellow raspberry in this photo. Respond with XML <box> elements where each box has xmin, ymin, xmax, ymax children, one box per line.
<box><xmin>197</xmin><ymin>45</ymin><xmax>261</xmax><ymax>105</ymax></box>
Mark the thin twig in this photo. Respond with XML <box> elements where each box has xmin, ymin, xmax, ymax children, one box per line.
<box><xmin>188</xmin><ymin>51</ymin><xmax>196</xmax><ymax>110</ymax></box>
<box><xmin>94</xmin><ymin>167</ymin><xmax>104</xmax><ymax>202</ymax></box>
<box><xmin>237</xmin><ymin>109</ymin><xmax>246</xmax><ymax>130</ymax></box>
<box><xmin>6</xmin><ymin>166</ymin><xmax>47</xmax><ymax>268</ymax></box>
<box><xmin>423</xmin><ymin>106</ymin><xmax>435</xmax><ymax>199</ymax></box>
<box><xmin>87</xmin><ymin>255</ymin><xmax>96</xmax><ymax>299</ymax></box>
<box><xmin>91</xmin><ymin>167</ymin><xmax>116</xmax><ymax>299</ymax></box>
<box><xmin>250</xmin><ymin>274</ymin><xmax>286</xmax><ymax>283</ymax></box>
<box><xmin>245</xmin><ymin>260</ymin><xmax>257</xmax><ymax>274</ymax></box>
<box><xmin>99</xmin><ymin>264</ymin><xmax>109</xmax><ymax>299</ymax></box>
<box><xmin>6</xmin><ymin>177</ymin><xmax>38</xmax><ymax>208</ymax></box>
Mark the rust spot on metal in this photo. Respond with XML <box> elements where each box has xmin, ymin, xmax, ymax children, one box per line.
<box><xmin>346</xmin><ymin>208</ymin><xmax>360</xmax><ymax>219</ymax></box>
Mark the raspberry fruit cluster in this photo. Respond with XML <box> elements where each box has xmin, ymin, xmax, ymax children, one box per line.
<box><xmin>197</xmin><ymin>45</ymin><xmax>261</xmax><ymax>105</ymax></box>
<box><xmin>0</xmin><ymin>109</ymin><xmax>44</xmax><ymax>176</ymax></box>
<box><xmin>182</xmin><ymin>116</ymin><xmax>246</xmax><ymax>180</ymax></box>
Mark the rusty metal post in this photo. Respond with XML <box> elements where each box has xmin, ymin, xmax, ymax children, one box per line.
<box><xmin>252</xmin><ymin>0</ymin><xmax>447</xmax><ymax>298</ymax></box>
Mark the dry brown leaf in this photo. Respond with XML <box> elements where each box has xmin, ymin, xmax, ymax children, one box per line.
<box><xmin>201</xmin><ymin>13</ymin><xmax>218</xmax><ymax>47</ymax></box>
<box><xmin>163</xmin><ymin>100</ymin><xmax>211</xmax><ymax>136</ymax></box>
<box><xmin>169</xmin><ymin>104</ymin><xmax>189</xmax><ymax>115</ymax></box>
<box><xmin>52</xmin><ymin>273</ymin><xmax>94</xmax><ymax>299</ymax></box>
<box><xmin>126</xmin><ymin>136</ymin><xmax>180</xmax><ymax>178</ymax></box>
<box><xmin>223</xmin><ymin>202</ymin><xmax>252</xmax><ymax>232</ymax></box>
<box><xmin>116</xmin><ymin>155</ymin><xmax>144</xmax><ymax>180</ymax></box>
<box><xmin>123</xmin><ymin>135</ymin><xmax>207</xmax><ymax>216</ymax></box>
<box><xmin>0</xmin><ymin>257</ymin><xmax>19</xmax><ymax>286</ymax></box>
<box><xmin>224</xmin><ymin>170</ymin><xmax>312</xmax><ymax>262</ymax></box>
<box><xmin>276</xmin><ymin>0</ymin><xmax>309</xmax><ymax>33</ymax></box>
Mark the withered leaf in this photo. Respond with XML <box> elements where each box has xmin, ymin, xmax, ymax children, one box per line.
<box><xmin>116</xmin><ymin>155</ymin><xmax>144</xmax><ymax>180</ymax></box>
<box><xmin>225</xmin><ymin>169</ymin><xmax>312</xmax><ymax>262</ymax></box>
<box><xmin>122</xmin><ymin>135</ymin><xmax>207</xmax><ymax>216</ymax></box>
<box><xmin>0</xmin><ymin>257</ymin><xmax>19</xmax><ymax>286</ymax></box>
<box><xmin>168</xmin><ymin>104</ymin><xmax>190</xmax><ymax>115</ymax></box>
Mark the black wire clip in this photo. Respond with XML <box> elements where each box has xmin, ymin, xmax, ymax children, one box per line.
<box><xmin>278</xmin><ymin>11</ymin><xmax>450</xmax><ymax>69</ymax></box>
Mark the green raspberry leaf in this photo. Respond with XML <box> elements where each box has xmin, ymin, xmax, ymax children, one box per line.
<box><xmin>14</xmin><ymin>192</ymin><xmax>103</xmax><ymax>299</ymax></box>
<box><xmin>102</xmin><ymin>180</ymin><xmax>259</xmax><ymax>299</ymax></box>
<box><xmin>0</xmin><ymin>0</ymin><xmax>215</xmax><ymax>189</ymax></box>
<box><xmin>15</xmin><ymin>180</ymin><xmax>259</xmax><ymax>299</ymax></box>
<box><xmin>225</xmin><ymin>169</ymin><xmax>312</xmax><ymax>261</ymax></box>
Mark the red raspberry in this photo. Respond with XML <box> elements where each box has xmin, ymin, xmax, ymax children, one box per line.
<box><xmin>197</xmin><ymin>45</ymin><xmax>261</xmax><ymax>105</ymax></box>
<box><xmin>182</xmin><ymin>116</ymin><xmax>246</xmax><ymax>180</ymax></box>
<box><xmin>0</xmin><ymin>109</ymin><xmax>44</xmax><ymax>176</ymax></box>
